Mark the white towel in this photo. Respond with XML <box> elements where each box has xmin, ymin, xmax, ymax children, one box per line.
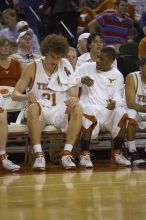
<box><xmin>48</xmin><ymin>59</ymin><xmax>77</xmax><ymax>92</ymax></box>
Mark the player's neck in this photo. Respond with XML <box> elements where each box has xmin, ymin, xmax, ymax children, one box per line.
<box><xmin>43</xmin><ymin>59</ymin><xmax>57</xmax><ymax>76</ymax></box>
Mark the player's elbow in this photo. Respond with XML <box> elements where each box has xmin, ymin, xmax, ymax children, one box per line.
<box><xmin>126</xmin><ymin>100</ymin><xmax>135</xmax><ymax>109</ymax></box>
<box><xmin>11</xmin><ymin>90</ymin><xmax>17</xmax><ymax>101</ymax></box>
<box><xmin>88</xmin><ymin>19</ymin><xmax>99</xmax><ymax>33</ymax></box>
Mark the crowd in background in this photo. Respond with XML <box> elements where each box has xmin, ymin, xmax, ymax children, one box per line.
<box><xmin>0</xmin><ymin>0</ymin><xmax>146</xmax><ymax>70</ymax></box>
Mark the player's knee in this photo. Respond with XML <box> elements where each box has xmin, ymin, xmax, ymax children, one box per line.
<box><xmin>0</xmin><ymin>110</ymin><xmax>7</xmax><ymax>124</ymax></box>
<box><xmin>27</xmin><ymin>103</ymin><xmax>40</xmax><ymax>118</ymax></box>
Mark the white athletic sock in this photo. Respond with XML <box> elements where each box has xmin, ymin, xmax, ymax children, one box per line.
<box><xmin>64</xmin><ymin>144</ymin><xmax>73</xmax><ymax>152</ymax></box>
<box><xmin>33</xmin><ymin>144</ymin><xmax>42</xmax><ymax>153</ymax></box>
<box><xmin>127</xmin><ymin>140</ymin><xmax>136</xmax><ymax>152</ymax></box>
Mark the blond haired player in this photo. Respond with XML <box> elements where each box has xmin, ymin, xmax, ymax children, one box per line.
<box><xmin>12</xmin><ymin>34</ymin><xmax>82</xmax><ymax>170</ymax></box>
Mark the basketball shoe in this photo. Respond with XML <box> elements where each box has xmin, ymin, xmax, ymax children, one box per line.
<box><xmin>112</xmin><ymin>150</ymin><xmax>131</xmax><ymax>166</ymax></box>
<box><xmin>128</xmin><ymin>151</ymin><xmax>146</xmax><ymax>166</ymax></box>
<box><xmin>61</xmin><ymin>150</ymin><xmax>76</xmax><ymax>169</ymax></box>
<box><xmin>79</xmin><ymin>152</ymin><xmax>93</xmax><ymax>168</ymax></box>
<box><xmin>33</xmin><ymin>152</ymin><xmax>46</xmax><ymax>171</ymax></box>
<box><xmin>0</xmin><ymin>154</ymin><xmax>20</xmax><ymax>171</ymax></box>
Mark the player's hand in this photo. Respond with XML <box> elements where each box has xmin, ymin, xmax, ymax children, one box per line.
<box><xmin>81</xmin><ymin>76</ymin><xmax>94</xmax><ymax>87</ymax></box>
<box><xmin>26</xmin><ymin>92</ymin><xmax>37</xmax><ymax>104</ymax></box>
<box><xmin>106</xmin><ymin>99</ymin><xmax>116</xmax><ymax>110</ymax></box>
<box><xmin>64</xmin><ymin>97</ymin><xmax>79</xmax><ymax>108</ymax></box>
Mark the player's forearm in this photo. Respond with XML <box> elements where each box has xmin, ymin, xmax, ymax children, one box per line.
<box><xmin>127</xmin><ymin>102</ymin><xmax>146</xmax><ymax>113</ymax></box>
<box><xmin>12</xmin><ymin>91</ymin><xmax>27</xmax><ymax>102</ymax></box>
<box><xmin>88</xmin><ymin>19</ymin><xmax>99</xmax><ymax>33</ymax></box>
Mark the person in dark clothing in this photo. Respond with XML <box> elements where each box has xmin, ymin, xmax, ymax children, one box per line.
<box><xmin>20</xmin><ymin>0</ymin><xmax>44</xmax><ymax>40</ymax></box>
<box><xmin>83</xmin><ymin>0</ymin><xmax>102</xmax><ymax>9</ymax></box>
<box><xmin>134</xmin><ymin>11</ymin><xmax>146</xmax><ymax>43</ymax></box>
<box><xmin>0</xmin><ymin>0</ymin><xmax>14</xmax><ymax>12</ymax></box>
<box><xmin>40</xmin><ymin>0</ymin><xmax>80</xmax><ymax>46</ymax></box>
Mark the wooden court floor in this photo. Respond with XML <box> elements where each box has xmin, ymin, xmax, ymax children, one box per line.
<box><xmin>0</xmin><ymin>161</ymin><xmax>146</xmax><ymax>220</ymax></box>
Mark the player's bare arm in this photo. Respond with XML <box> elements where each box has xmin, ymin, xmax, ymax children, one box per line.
<box><xmin>125</xmin><ymin>74</ymin><xmax>146</xmax><ymax>112</ymax></box>
<box><xmin>88</xmin><ymin>19</ymin><xmax>99</xmax><ymax>34</ymax></box>
<box><xmin>12</xmin><ymin>62</ymin><xmax>36</xmax><ymax>102</ymax></box>
<box><xmin>65</xmin><ymin>86</ymin><xmax>79</xmax><ymax>108</ymax></box>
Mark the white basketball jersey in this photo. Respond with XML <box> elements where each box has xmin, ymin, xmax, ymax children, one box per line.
<box><xmin>132</xmin><ymin>71</ymin><xmax>146</xmax><ymax>105</ymax></box>
<box><xmin>75</xmin><ymin>62</ymin><xmax>124</xmax><ymax>109</ymax></box>
<box><xmin>28</xmin><ymin>59</ymin><xmax>68</xmax><ymax>107</ymax></box>
<box><xmin>132</xmin><ymin>71</ymin><xmax>146</xmax><ymax>119</ymax></box>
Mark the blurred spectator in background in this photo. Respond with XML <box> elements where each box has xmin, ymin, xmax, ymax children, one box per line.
<box><xmin>9</xmin><ymin>39</ymin><xmax>18</xmax><ymax>55</ymax></box>
<box><xmin>77</xmin><ymin>33</ymin><xmax>90</xmax><ymax>56</ymax></box>
<box><xmin>77</xmin><ymin>33</ymin><xmax>104</xmax><ymax>68</ymax></box>
<box><xmin>128</xmin><ymin>0</ymin><xmax>146</xmax><ymax>20</ymax></box>
<box><xmin>11</xmin><ymin>29</ymin><xmax>40</xmax><ymax>68</ymax></box>
<box><xmin>0</xmin><ymin>35</ymin><xmax>22</xmax><ymax>124</ymax></box>
<box><xmin>39</xmin><ymin>0</ymin><xmax>80</xmax><ymax>46</ymax></box>
<box><xmin>0</xmin><ymin>36</ymin><xmax>22</xmax><ymax>87</ymax></box>
<box><xmin>0</xmin><ymin>0</ymin><xmax>14</xmax><ymax>12</ymax></box>
<box><xmin>76</xmin><ymin>33</ymin><xmax>117</xmax><ymax>69</ymax></box>
<box><xmin>16</xmin><ymin>20</ymin><xmax>40</xmax><ymax>54</ymax></box>
<box><xmin>88</xmin><ymin>0</ymin><xmax>134</xmax><ymax>50</ymax></box>
<box><xmin>78</xmin><ymin>6</ymin><xmax>96</xmax><ymax>30</ymax></box>
<box><xmin>0</xmin><ymin>8</ymin><xmax>18</xmax><ymax>40</ymax></box>
<box><xmin>93</xmin><ymin>0</ymin><xmax>136</xmax><ymax>20</ymax></box>
<box><xmin>138</xmin><ymin>37</ymin><xmax>146</xmax><ymax>59</ymax></box>
<box><xmin>66</xmin><ymin>47</ymin><xmax>78</xmax><ymax>70</ymax></box>
<box><xmin>83</xmin><ymin>0</ymin><xmax>102</xmax><ymax>9</ymax></box>
<box><xmin>134</xmin><ymin>11</ymin><xmax>146</xmax><ymax>43</ymax></box>
<box><xmin>19</xmin><ymin>0</ymin><xmax>44</xmax><ymax>40</ymax></box>
<box><xmin>139</xmin><ymin>11</ymin><xmax>146</xmax><ymax>38</ymax></box>
<box><xmin>0</xmin><ymin>10</ymin><xmax>40</xmax><ymax>54</ymax></box>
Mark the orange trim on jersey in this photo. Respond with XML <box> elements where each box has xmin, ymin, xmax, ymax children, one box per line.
<box><xmin>83</xmin><ymin>114</ymin><xmax>97</xmax><ymax>123</ymax></box>
<box><xmin>117</xmin><ymin>113</ymin><xmax>128</xmax><ymax>128</ymax></box>
<box><xmin>127</xmin><ymin>117</ymin><xmax>138</xmax><ymax>126</ymax></box>
<box><xmin>81</xmin><ymin>121</ymin><xmax>97</xmax><ymax>133</ymax></box>
<box><xmin>81</xmin><ymin>114</ymin><xmax>97</xmax><ymax>132</ymax></box>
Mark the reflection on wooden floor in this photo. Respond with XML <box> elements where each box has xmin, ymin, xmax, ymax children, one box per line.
<box><xmin>0</xmin><ymin>161</ymin><xmax>146</xmax><ymax>220</ymax></box>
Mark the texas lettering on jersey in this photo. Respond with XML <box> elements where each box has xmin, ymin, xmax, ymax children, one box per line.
<box><xmin>137</xmin><ymin>94</ymin><xmax>146</xmax><ymax>103</ymax></box>
<box><xmin>37</xmin><ymin>82</ymin><xmax>56</xmax><ymax>106</ymax></box>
